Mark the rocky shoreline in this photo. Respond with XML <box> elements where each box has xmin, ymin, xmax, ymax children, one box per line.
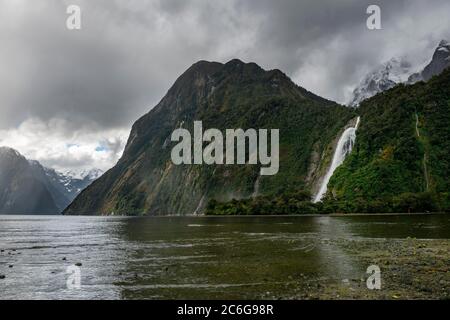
<box><xmin>282</xmin><ymin>238</ymin><xmax>450</xmax><ymax>300</ymax></box>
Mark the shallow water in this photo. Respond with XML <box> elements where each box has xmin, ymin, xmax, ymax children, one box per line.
<box><xmin>0</xmin><ymin>214</ymin><xmax>449</xmax><ymax>300</ymax></box>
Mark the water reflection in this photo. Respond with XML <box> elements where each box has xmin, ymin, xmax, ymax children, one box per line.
<box><xmin>312</xmin><ymin>217</ymin><xmax>363</xmax><ymax>283</ymax></box>
<box><xmin>117</xmin><ymin>216</ymin><xmax>361</xmax><ymax>299</ymax></box>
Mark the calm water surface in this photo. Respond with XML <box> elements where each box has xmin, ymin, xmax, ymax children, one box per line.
<box><xmin>0</xmin><ymin>214</ymin><xmax>449</xmax><ymax>299</ymax></box>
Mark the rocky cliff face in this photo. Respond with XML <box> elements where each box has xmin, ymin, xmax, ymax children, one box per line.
<box><xmin>65</xmin><ymin>59</ymin><xmax>355</xmax><ymax>215</ymax></box>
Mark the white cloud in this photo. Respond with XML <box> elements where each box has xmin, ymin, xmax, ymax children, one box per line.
<box><xmin>0</xmin><ymin>118</ymin><xmax>129</xmax><ymax>172</ymax></box>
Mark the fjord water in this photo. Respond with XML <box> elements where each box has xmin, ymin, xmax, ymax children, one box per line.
<box><xmin>0</xmin><ymin>214</ymin><xmax>449</xmax><ymax>300</ymax></box>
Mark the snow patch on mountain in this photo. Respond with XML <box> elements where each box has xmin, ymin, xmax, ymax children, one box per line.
<box><xmin>60</xmin><ymin>168</ymin><xmax>104</xmax><ymax>181</ymax></box>
<box><xmin>349</xmin><ymin>57</ymin><xmax>417</xmax><ymax>107</ymax></box>
<box><xmin>28</xmin><ymin>159</ymin><xmax>103</xmax><ymax>210</ymax></box>
<box><xmin>53</xmin><ymin>168</ymin><xmax>104</xmax><ymax>198</ymax></box>
<box><xmin>349</xmin><ymin>40</ymin><xmax>450</xmax><ymax>107</ymax></box>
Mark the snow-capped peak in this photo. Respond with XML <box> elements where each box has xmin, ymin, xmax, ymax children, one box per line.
<box><xmin>60</xmin><ymin>168</ymin><xmax>104</xmax><ymax>180</ymax></box>
<box><xmin>85</xmin><ymin>168</ymin><xmax>104</xmax><ymax>180</ymax></box>
<box><xmin>350</xmin><ymin>40</ymin><xmax>450</xmax><ymax>107</ymax></box>
<box><xmin>349</xmin><ymin>56</ymin><xmax>415</xmax><ymax>107</ymax></box>
<box><xmin>46</xmin><ymin>168</ymin><xmax>104</xmax><ymax>203</ymax></box>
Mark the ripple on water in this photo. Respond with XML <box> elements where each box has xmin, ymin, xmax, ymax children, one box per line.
<box><xmin>1</xmin><ymin>214</ymin><xmax>449</xmax><ymax>299</ymax></box>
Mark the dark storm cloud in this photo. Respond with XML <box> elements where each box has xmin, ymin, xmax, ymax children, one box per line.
<box><xmin>2</xmin><ymin>0</ymin><xmax>450</xmax><ymax>128</ymax></box>
<box><xmin>233</xmin><ymin>0</ymin><xmax>450</xmax><ymax>100</ymax></box>
<box><xmin>0</xmin><ymin>0</ymin><xmax>449</xmax><ymax>170</ymax></box>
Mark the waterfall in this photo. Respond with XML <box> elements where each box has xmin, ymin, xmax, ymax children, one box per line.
<box><xmin>314</xmin><ymin>117</ymin><xmax>360</xmax><ymax>203</ymax></box>
<box><xmin>252</xmin><ymin>175</ymin><xmax>261</xmax><ymax>198</ymax></box>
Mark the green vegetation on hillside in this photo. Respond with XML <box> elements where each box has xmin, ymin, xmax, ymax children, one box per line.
<box><xmin>65</xmin><ymin>61</ymin><xmax>449</xmax><ymax>216</ymax></box>
<box><xmin>207</xmin><ymin>69</ymin><xmax>450</xmax><ymax>215</ymax></box>
<box><xmin>327</xmin><ymin>68</ymin><xmax>450</xmax><ymax>205</ymax></box>
<box><xmin>65</xmin><ymin>60</ymin><xmax>354</xmax><ymax>215</ymax></box>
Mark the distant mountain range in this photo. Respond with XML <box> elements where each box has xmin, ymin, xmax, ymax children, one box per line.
<box><xmin>350</xmin><ymin>40</ymin><xmax>450</xmax><ymax>107</ymax></box>
<box><xmin>0</xmin><ymin>147</ymin><xmax>102</xmax><ymax>214</ymax></box>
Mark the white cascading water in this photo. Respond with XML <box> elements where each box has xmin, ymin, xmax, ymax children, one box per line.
<box><xmin>314</xmin><ymin>117</ymin><xmax>361</xmax><ymax>203</ymax></box>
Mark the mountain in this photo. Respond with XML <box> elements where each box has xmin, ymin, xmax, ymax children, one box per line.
<box><xmin>64</xmin><ymin>59</ymin><xmax>356</xmax><ymax>215</ymax></box>
<box><xmin>61</xmin><ymin>168</ymin><xmax>104</xmax><ymax>181</ymax></box>
<box><xmin>349</xmin><ymin>57</ymin><xmax>415</xmax><ymax>107</ymax></box>
<box><xmin>28</xmin><ymin>160</ymin><xmax>72</xmax><ymax>212</ymax></box>
<box><xmin>328</xmin><ymin>68</ymin><xmax>450</xmax><ymax>206</ymax></box>
<box><xmin>350</xmin><ymin>40</ymin><xmax>450</xmax><ymax>107</ymax></box>
<box><xmin>0</xmin><ymin>147</ymin><xmax>59</xmax><ymax>214</ymax></box>
<box><xmin>64</xmin><ymin>57</ymin><xmax>450</xmax><ymax>216</ymax></box>
<box><xmin>408</xmin><ymin>40</ymin><xmax>450</xmax><ymax>83</ymax></box>
<box><xmin>0</xmin><ymin>147</ymin><xmax>102</xmax><ymax>214</ymax></box>
<box><xmin>206</xmin><ymin>68</ymin><xmax>450</xmax><ymax>215</ymax></box>
<box><xmin>32</xmin><ymin>164</ymin><xmax>104</xmax><ymax>211</ymax></box>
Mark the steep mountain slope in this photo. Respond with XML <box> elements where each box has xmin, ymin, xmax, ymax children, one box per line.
<box><xmin>206</xmin><ymin>68</ymin><xmax>450</xmax><ymax>215</ymax></box>
<box><xmin>29</xmin><ymin>161</ymin><xmax>103</xmax><ymax>211</ymax></box>
<box><xmin>328</xmin><ymin>68</ymin><xmax>450</xmax><ymax>203</ymax></box>
<box><xmin>0</xmin><ymin>147</ymin><xmax>58</xmax><ymax>214</ymax></box>
<box><xmin>28</xmin><ymin>160</ymin><xmax>71</xmax><ymax>212</ymax></box>
<box><xmin>65</xmin><ymin>59</ymin><xmax>355</xmax><ymax>215</ymax></box>
<box><xmin>0</xmin><ymin>147</ymin><xmax>102</xmax><ymax>214</ymax></box>
<box><xmin>350</xmin><ymin>40</ymin><xmax>450</xmax><ymax>107</ymax></box>
<box><xmin>408</xmin><ymin>40</ymin><xmax>450</xmax><ymax>83</ymax></box>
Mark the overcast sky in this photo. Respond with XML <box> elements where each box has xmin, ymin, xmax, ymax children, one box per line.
<box><xmin>0</xmin><ymin>0</ymin><xmax>449</xmax><ymax>172</ymax></box>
